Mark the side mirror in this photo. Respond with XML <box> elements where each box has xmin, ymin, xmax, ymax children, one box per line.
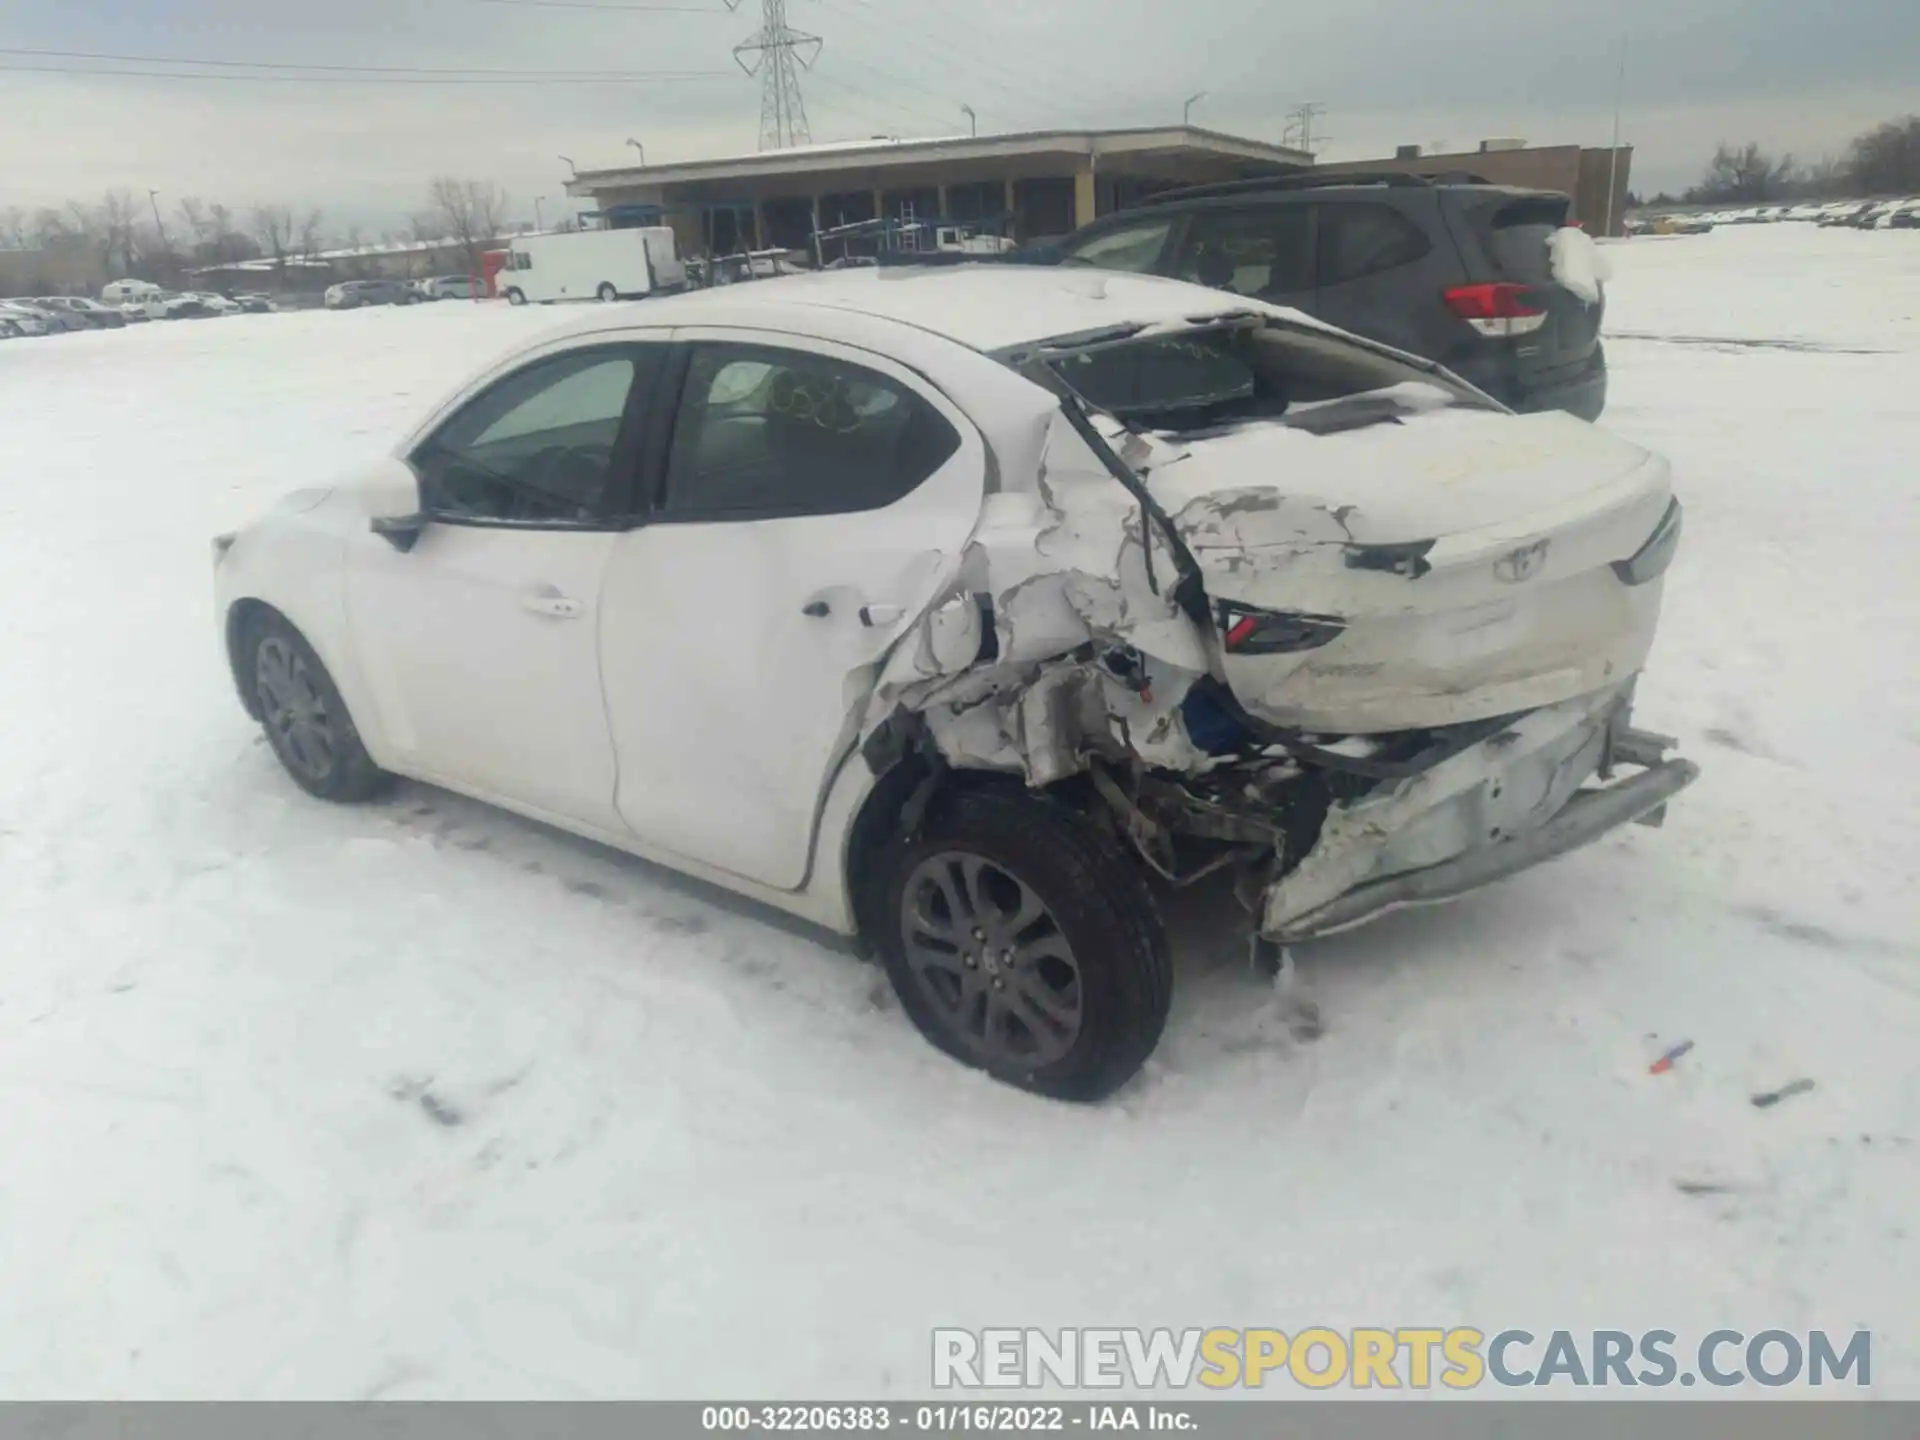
<box><xmin>371</xmin><ymin>514</ymin><xmax>428</xmax><ymax>553</ymax></box>
<box><xmin>361</xmin><ymin>458</ymin><xmax>427</xmax><ymax>552</ymax></box>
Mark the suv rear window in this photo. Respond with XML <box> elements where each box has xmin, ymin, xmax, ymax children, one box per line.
<box><xmin>1479</xmin><ymin>196</ymin><xmax>1570</xmax><ymax>282</ymax></box>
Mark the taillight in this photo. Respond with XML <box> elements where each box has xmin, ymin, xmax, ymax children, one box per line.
<box><xmin>1444</xmin><ymin>282</ymin><xmax>1549</xmax><ymax>338</ymax></box>
<box><xmin>1217</xmin><ymin>602</ymin><xmax>1345</xmax><ymax>655</ymax></box>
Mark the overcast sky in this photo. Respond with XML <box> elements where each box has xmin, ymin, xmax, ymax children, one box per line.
<box><xmin>3</xmin><ymin>0</ymin><xmax>1916</xmax><ymax>233</ymax></box>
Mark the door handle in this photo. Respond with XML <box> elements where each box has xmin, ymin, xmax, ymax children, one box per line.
<box><xmin>520</xmin><ymin>589</ymin><xmax>584</xmax><ymax>619</ymax></box>
<box><xmin>859</xmin><ymin>603</ymin><xmax>904</xmax><ymax>627</ymax></box>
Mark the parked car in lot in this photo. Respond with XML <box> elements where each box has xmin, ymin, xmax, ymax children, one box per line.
<box><xmin>4</xmin><ymin>300</ymin><xmax>87</xmax><ymax>333</ymax></box>
<box><xmin>142</xmin><ymin>292</ymin><xmax>217</xmax><ymax>321</ymax></box>
<box><xmin>0</xmin><ymin>301</ymin><xmax>52</xmax><ymax>337</ymax></box>
<box><xmin>411</xmin><ymin>275</ymin><xmax>480</xmax><ymax>301</ymax></box>
<box><xmin>324</xmin><ymin>279</ymin><xmax>412</xmax><ymax>309</ymax></box>
<box><xmin>1042</xmin><ymin>173</ymin><xmax>1612</xmax><ymax>421</ymax></box>
<box><xmin>229</xmin><ymin>292</ymin><xmax>275</xmax><ymax>313</ymax></box>
<box><xmin>213</xmin><ymin>268</ymin><xmax>1696</xmax><ymax>1100</ymax></box>
<box><xmin>34</xmin><ymin>296</ymin><xmax>130</xmax><ymax>329</ymax></box>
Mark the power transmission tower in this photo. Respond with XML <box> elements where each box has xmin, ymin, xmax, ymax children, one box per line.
<box><xmin>728</xmin><ymin>0</ymin><xmax>821</xmax><ymax>150</ymax></box>
<box><xmin>1282</xmin><ymin>102</ymin><xmax>1327</xmax><ymax>155</ymax></box>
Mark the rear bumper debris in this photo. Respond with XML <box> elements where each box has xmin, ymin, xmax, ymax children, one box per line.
<box><xmin>1259</xmin><ymin>688</ymin><xmax>1698</xmax><ymax>942</ymax></box>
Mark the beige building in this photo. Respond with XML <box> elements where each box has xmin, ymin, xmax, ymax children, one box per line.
<box><xmin>563</xmin><ymin>126</ymin><xmax>1314</xmax><ymax>256</ymax></box>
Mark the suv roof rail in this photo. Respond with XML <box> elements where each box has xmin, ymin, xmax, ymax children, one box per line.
<box><xmin>1140</xmin><ymin>169</ymin><xmax>1494</xmax><ymax>206</ymax></box>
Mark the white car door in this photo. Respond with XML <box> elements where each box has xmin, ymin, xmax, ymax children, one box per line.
<box><xmin>601</xmin><ymin>328</ymin><xmax>989</xmax><ymax>890</ymax></box>
<box><xmin>347</xmin><ymin>342</ymin><xmax>668</xmax><ymax>830</ymax></box>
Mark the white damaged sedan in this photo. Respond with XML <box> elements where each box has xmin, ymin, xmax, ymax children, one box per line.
<box><xmin>213</xmin><ymin>267</ymin><xmax>1697</xmax><ymax>1100</ymax></box>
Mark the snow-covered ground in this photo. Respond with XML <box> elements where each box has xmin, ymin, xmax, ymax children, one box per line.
<box><xmin>2</xmin><ymin>225</ymin><xmax>1915</xmax><ymax>1398</ymax></box>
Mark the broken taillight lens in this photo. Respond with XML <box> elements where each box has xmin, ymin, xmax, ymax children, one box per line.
<box><xmin>1218</xmin><ymin>602</ymin><xmax>1346</xmax><ymax>655</ymax></box>
<box><xmin>1443</xmin><ymin>282</ymin><xmax>1549</xmax><ymax>338</ymax></box>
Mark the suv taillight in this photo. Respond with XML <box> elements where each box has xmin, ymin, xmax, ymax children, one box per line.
<box><xmin>1443</xmin><ymin>282</ymin><xmax>1548</xmax><ymax>338</ymax></box>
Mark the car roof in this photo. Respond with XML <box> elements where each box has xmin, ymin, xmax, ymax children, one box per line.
<box><xmin>545</xmin><ymin>266</ymin><xmax>1309</xmax><ymax>356</ymax></box>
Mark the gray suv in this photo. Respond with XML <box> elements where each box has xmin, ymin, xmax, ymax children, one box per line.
<box><xmin>324</xmin><ymin>279</ymin><xmax>412</xmax><ymax>310</ymax></box>
<box><xmin>1046</xmin><ymin>172</ymin><xmax>1608</xmax><ymax>420</ymax></box>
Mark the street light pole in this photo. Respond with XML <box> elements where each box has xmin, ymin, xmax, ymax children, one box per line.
<box><xmin>535</xmin><ymin>196</ymin><xmax>546</xmax><ymax>230</ymax></box>
<box><xmin>559</xmin><ymin>155</ymin><xmax>577</xmax><ymax>178</ymax></box>
<box><xmin>1603</xmin><ymin>34</ymin><xmax>1627</xmax><ymax>238</ymax></box>
<box><xmin>961</xmin><ymin>104</ymin><xmax>976</xmax><ymax>137</ymax></box>
<box><xmin>147</xmin><ymin>188</ymin><xmax>168</xmax><ymax>252</ymax></box>
<box><xmin>626</xmin><ymin>138</ymin><xmax>646</xmax><ymax>164</ymax></box>
<box><xmin>1183</xmin><ymin>91</ymin><xmax>1206</xmax><ymax>126</ymax></box>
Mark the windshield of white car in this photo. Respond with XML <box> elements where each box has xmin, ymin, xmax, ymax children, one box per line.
<box><xmin>1026</xmin><ymin>319</ymin><xmax>1491</xmax><ymax>434</ymax></box>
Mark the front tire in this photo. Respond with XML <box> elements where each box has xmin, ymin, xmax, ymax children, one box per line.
<box><xmin>246</xmin><ymin>614</ymin><xmax>388</xmax><ymax>803</ymax></box>
<box><xmin>873</xmin><ymin>789</ymin><xmax>1171</xmax><ymax>1102</ymax></box>
<box><xmin>596</xmin><ymin>282</ymin><xmax>618</xmax><ymax>302</ymax></box>
<box><xmin>505</xmin><ymin>287</ymin><xmax>526</xmax><ymax>306</ymax></box>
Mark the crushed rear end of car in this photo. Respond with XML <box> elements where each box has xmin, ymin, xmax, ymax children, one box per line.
<box><xmin>858</xmin><ymin>309</ymin><xmax>1695</xmax><ymax>950</ymax></box>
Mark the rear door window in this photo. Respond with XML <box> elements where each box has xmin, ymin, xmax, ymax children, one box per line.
<box><xmin>1317</xmin><ymin>203</ymin><xmax>1432</xmax><ymax>286</ymax></box>
<box><xmin>663</xmin><ymin>343</ymin><xmax>960</xmax><ymax>519</ymax></box>
<box><xmin>1167</xmin><ymin>205</ymin><xmax>1313</xmax><ymax>299</ymax></box>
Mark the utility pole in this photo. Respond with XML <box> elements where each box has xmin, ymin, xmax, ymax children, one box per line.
<box><xmin>534</xmin><ymin>196</ymin><xmax>546</xmax><ymax>230</ymax></box>
<box><xmin>728</xmin><ymin>0</ymin><xmax>821</xmax><ymax>150</ymax></box>
<box><xmin>1283</xmin><ymin>102</ymin><xmax>1327</xmax><ymax>156</ymax></box>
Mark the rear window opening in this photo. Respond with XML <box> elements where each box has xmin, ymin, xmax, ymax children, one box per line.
<box><xmin>1041</xmin><ymin>322</ymin><xmax>1491</xmax><ymax>436</ymax></box>
<box><xmin>1478</xmin><ymin>196</ymin><xmax>1572</xmax><ymax>283</ymax></box>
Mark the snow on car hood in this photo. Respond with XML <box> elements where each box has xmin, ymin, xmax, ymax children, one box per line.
<box><xmin>1143</xmin><ymin>406</ymin><xmax>1661</xmax><ymax>548</ymax></box>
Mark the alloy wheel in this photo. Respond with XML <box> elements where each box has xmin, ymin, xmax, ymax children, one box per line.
<box><xmin>899</xmin><ymin>851</ymin><xmax>1085</xmax><ymax>1069</ymax></box>
<box><xmin>255</xmin><ymin>636</ymin><xmax>338</xmax><ymax>784</ymax></box>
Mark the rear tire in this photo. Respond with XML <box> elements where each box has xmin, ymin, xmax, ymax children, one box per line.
<box><xmin>872</xmin><ymin>789</ymin><xmax>1171</xmax><ymax>1102</ymax></box>
<box><xmin>245</xmin><ymin>613</ymin><xmax>388</xmax><ymax>803</ymax></box>
<box><xmin>596</xmin><ymin>282</ymin><xmax>618</xmax><ymax>302</ymax></box>
<box><xmin>505</xmin><ymin>287</ymin><xmax>526</xmax><ymax>306</ymax></box>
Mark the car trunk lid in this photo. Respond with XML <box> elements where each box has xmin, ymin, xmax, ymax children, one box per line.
<box><xmin>1141</xmin><ymin>406</ymin><xmax>1675</xmax><ymax>732</ymax></box>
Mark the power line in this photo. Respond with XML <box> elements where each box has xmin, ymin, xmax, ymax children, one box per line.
<box><xmin>459</xmin><ymin>0</ymin><xmax>728</xmax><ymax>11</ymax></box>
<box><xmin>0</xmin><ymin>62</ymin><xmax>731</xmax><ymax>84</ymax></box>
<box><xmin>0</xmin><ymin>45</ymin><xmax>726</xmax><ymax>78</ymax></box>
<box><xmin>817</xmin><ymin>0</ymin><xmax>1124</xmax><ymax>124</ymax></box>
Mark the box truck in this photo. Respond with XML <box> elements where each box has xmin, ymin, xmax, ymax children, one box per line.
<box><xmin>497</xmin><ymin>227</ymin><xmax>687</xmax><ymax>304</ymax></box>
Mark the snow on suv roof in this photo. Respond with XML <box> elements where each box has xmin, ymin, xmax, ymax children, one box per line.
<box><xmin>557</xmin><ymin>266</ymin><xmax>1299</xmax><ymax>356</ymax></box>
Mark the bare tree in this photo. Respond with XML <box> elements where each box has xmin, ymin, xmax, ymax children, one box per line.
<box><xmin>0</xmin><ymin>206</ymin><xmax>27</xmax><ymax>251</ymax></box>
<box><xmin>178</xmin><ymin>196</ymin><xmax>213</xmax><ymax>247</ymax></box>
<box><xmin>297</xmin><ymin>207</ymin><xmax>325</xmax><ymax>260</ymax></box>
<box><xmin>428</xmin><ymin>177</ymin><xmax>508</xmax><ymax>270</ymax></box>
<box><xmin>253</xmin><ymin>203</ymin><xmax>295</xmax><ymax>276</ymax></box>
<box><xmin>1849</xmin><ymin>115</ymin><xmax>1920</xmax><ymax>196</ymax></box>
<box><xmin>1691</xmin><ymin>142</ymin><xmax>1798</xmax><ymax>203</ymax></box>
<box><xmin>100</xmin><ymin>189</ymin><xmax>142</xmax><ymax>275</ymax></box>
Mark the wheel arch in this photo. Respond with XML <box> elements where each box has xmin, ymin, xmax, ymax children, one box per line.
<box><xmin>224</xmin><ymin>596</ymin><xmax>286</xmax><ymax>720</ymax></box>
<box><xmin>840</xmin><ymin>747</ymin><xmax>1063</xmax><ymax>957</ymax></box>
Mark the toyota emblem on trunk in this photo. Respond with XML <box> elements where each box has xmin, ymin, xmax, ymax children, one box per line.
<box><xmin>1494</xmin><ymin>539</ymin><xmax>1550</xmax><ymax>583</ymax></box>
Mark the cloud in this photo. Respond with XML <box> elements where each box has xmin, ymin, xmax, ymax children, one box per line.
<box><xmin>2</xmin><ymin>0</ymin><xmax>1914</xmax><ymax>225</ymax></box>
